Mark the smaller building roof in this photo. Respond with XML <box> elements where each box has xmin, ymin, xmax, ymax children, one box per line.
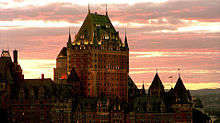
<box><xmin>174</xmin><ymin>77</ymin><xmax>186</xmax><ymax>91</ymax></box>
<box><xmin>174</xmin><ymin>77</ymin><xmax>190</xmax><ymax>103</ymax></box>
<box><xmin>149</xmin><ymin>73</ymin><xmax>164</xmax><ymax>88</ymax></box>
<box><xmin>67</xmin><ymin>68</ymin><xmax>80</xmax><ymax>82</ymax></box>
<box><xmin>21</xmin><ymin>78</ymin><xmax>54</xmax><ymax>87</ymax></box>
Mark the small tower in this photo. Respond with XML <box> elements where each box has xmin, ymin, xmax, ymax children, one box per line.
<box><xmin>174</xmin><ymin>77</ymin><xmax>190</xmax><ymax>103</ymax></box>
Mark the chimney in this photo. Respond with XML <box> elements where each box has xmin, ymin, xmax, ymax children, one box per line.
<box><xmin>13</xmin><ymin>49</ymin><xmax>18</xmax><ymax>63</ymax></box>
<box><xmin>41</xmin><ymin>74</ymin><xmax>44</xmax><ymax>80</ymax></box>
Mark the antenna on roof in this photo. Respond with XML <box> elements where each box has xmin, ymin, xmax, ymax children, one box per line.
<box><xmin>156</xmin><ymin>68</ymin><xmax>158</xmax><ymax>74</ymax></box>
<box><xmin>1</xmin><ymin>44</ymin><xmax>3</xmax><ymax>51</ymax></box>
<box><xmin>125</xmin><ymin>28</ymin><xmax>126</xmax><ymax>35</ymax></box>
<box><xmin>106</xmin><ymin>3</ymin><xmax>108</xmax><ymax>16</ymax></box>
<box><xmin>168</xmin><ymin>75</ymin><xmax>173</xmax><ymax>88</ymax></box>
<box><xmin>178</xmin><ymin>68</ymin><xmax>181</xmax><ymax>77</ymax></box>
<box><xmin>7</xmin><ymin>43</ymin><xmax>9</xmax><ymax>51</ymax></box>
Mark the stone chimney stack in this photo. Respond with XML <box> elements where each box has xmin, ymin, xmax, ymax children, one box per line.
<box><xmin>41</xmin><ymin>74</ymin><xmax>44</xmax><ymax>80</ymax></box>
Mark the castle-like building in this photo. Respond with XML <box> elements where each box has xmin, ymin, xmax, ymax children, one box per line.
<box><xmin>54</xmin><ymin>10</ymin><xmax>129</xmax><ymax>102</ymax></box>
<box><xmin>0</xmin><ymin>8</ymin><xmax>196</xmax><ymax>123</ymax></box>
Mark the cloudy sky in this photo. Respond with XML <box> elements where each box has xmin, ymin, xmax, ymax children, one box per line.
<box><xmin>1</xmin><ymin>0</ymin><xmax>220</xmax><ymax>90</ymax></box>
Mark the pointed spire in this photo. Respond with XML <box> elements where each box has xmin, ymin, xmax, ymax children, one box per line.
<box><xmin>68</xmin><ymin>27</ymin><xmax>71</xmax><ymax>43</ymax></box>
<box><xmin>124</xmin><ymin>29</ymin><xmax>128</xmax><ymax>48</ymax></box>
<box><xmin>106</xmin><ymin>3</ymin><xmax>108</xmax><ymax>16</ymax></box>
<box><xmin>88</xmin><ymin>4</ymin><xmax>90</xmax><ymax>14</ymax></box>
<box><xmin>67</xmin><ymin>27</ymin><xmax>72</xmax><ymax>48</ymax></box>
<box><xmin>142</xmin><ymin>80</ymin><xmax>145</xmax><ymax>95</ymax></box>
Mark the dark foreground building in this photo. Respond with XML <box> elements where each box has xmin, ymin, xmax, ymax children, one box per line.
<box><xmin>0</xmin><ymin>8</ymin><xmax>209</xmax><ymax>123</ymax></box>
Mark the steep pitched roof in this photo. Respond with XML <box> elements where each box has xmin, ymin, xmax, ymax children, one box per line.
<box><xmin>128</xmin><ymin>75</ymin><xmax>138</xmax><ymax>90</ymax></box>
<box><xmin>174</xmin><ymin>77</ymin><xmax>186</xmax><ymax>91</ymax></box>
<box><xmin>67</xmin><ymin>68</ymin><xmax>80</xmax><ymax>82</ymax></box>
<box><xmin>58</xmin><ymin>47</ymin><xmax>67</xmax><ymax>57</ymax></box>
<box><xmin>74</xmin><ymin>12</ymin><xmax>118</xmax><ymax>44</ymax></box>
<box><xmin>150</xmin><ymin>73</ymin><xmax>164</xmax><ymax>88</ymax></box>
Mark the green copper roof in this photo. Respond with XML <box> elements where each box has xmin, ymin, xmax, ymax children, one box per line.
<box><xmin>74</xmin><ymin>12</ymin><xmax>119</xmax><ymax>45</ymax></box>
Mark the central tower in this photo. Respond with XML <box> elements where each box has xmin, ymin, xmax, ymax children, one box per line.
<box><xmin>55</xmin><ymin>10</ymin><xmax>129</xmax><ymax>102</ymax></box>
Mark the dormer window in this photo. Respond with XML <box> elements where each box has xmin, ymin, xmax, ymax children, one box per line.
<box><xmin>80</xmin><ymin>35</ymin><xmax>84</xmax><ymax>39</ymax></box>
<box><xmin>106</xmin><ymin>25</ymin><xmax>110</xmax><ymax>28</ymax></box>
<box><xmin>105</xmin><ymin>34</ymin><xmax>109</xmax><ymax>39</ymax></box>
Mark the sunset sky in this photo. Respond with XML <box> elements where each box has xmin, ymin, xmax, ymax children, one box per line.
<box><xmin>1</xmin><ymin>0</ymin><xmax>220</xmax><ymax>90</ymax></box>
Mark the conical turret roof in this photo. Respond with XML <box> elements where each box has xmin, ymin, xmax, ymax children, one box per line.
<box><xmin>174</xmin><ymin>77</ymin><xmax>190</xmax><ymax>103</ymax></box>
<box><xmin>150</xmin><ymin>73</ymin><xmax>164</xmax><ymax>88</ymax></box>
<box><xmin>174</xmin><ymin>77</ymin><xmax>186</xmax><ymax>91</ymax></box>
